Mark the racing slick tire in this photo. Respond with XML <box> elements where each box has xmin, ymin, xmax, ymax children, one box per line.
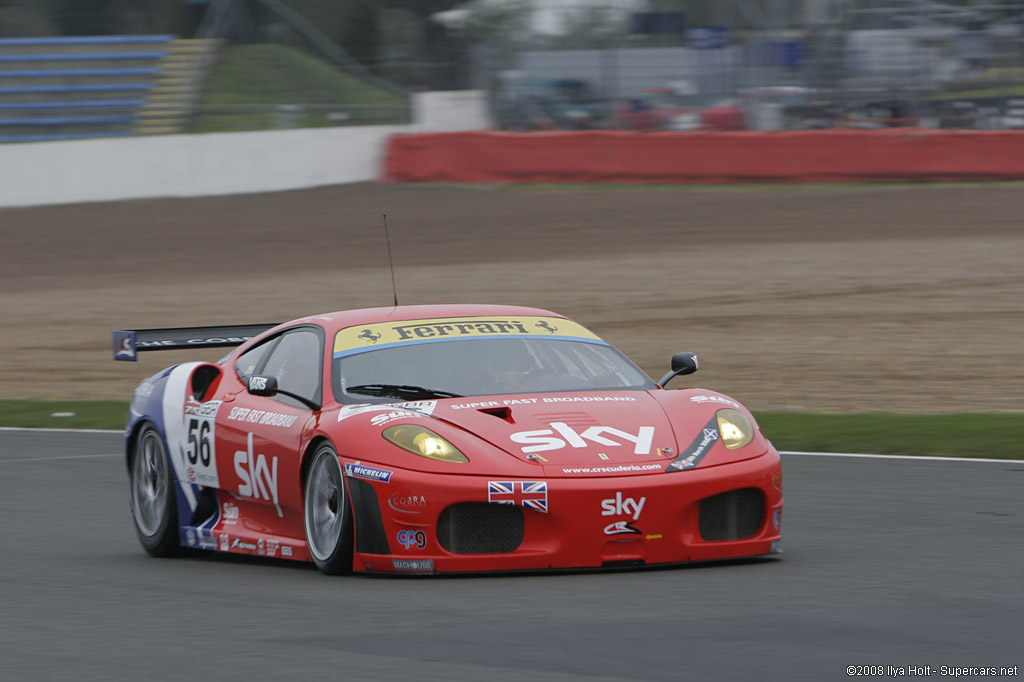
<box><xmin>303</xmin><ymin>442</ymin><xmax>354</xmax><ymax>575</ymax></box>
<box><xmin>129</xmin><ymin>423</ymin><xmax>180</xmax><ymax>557</ymax></box>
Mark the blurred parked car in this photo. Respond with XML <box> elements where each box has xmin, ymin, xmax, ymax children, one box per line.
<box><xmin>738</xmin><ymin>86</ymin><xmax>827</xmax><ymax>130</ymax></box>
<box><xmin>929</xmin><ymin>97</ymin><xmax>1024</xmax><ymax>129</ymax></box>
<box><xmin>615</xmin><ymin>89</ymin><xmax>745</xmax><ymax>131</ymax></box>
<box><xmin>843</xmin><ymin>99</ymin><xmax>918</xmax><ymax>128</ymax></box>
<box><xmin>493</xmin><ymin>77</ymin><xmax>609</xmax><ymax>130</ymax></box>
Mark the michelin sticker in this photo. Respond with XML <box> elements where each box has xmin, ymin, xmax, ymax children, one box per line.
<box><xmin>344</xmin><ymin>462</ymin><xmax>394</xmax><ymax>483</ymax></box>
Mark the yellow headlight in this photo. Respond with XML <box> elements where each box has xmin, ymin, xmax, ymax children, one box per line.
<box><xmin>716</xmin><ymin>409</ymin><xmax>754</xmax><ymax>450</ymax></box>
<box><xmin>382</xmin><ymin>425</ymin><xmax>469</xmax><ymax>463</ymax></box>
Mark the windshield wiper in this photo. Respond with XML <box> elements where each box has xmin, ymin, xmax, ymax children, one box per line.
<box><xmin>346</xmin><ymin>384</ymin><xmax>463</xmax><ymax>400</ymax></box>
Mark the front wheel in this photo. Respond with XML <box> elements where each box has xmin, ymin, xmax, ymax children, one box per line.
<box><xmin>303</xmin><ymin>442</ymin><xmax>353</xmax><ymax>574</ymax></box>
<box><xmin>130</xmin><ymin>423</ymin><xmax>179</xmax><ymax>556</ymax></box>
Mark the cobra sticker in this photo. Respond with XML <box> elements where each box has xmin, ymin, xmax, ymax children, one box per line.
<box><xmin>182</xmin><ymin>398</ymin><xmax>222</xmax><ymax>487</ymax></box>
<box><xmin>388</xmin><ymin>492</ymin><xmax>427</xmax><ymax>514</ymax></box>
<box><xmin>333</xmin><ymin>316</ymin><xmax>603</xmax><ymax>358</ymax></box>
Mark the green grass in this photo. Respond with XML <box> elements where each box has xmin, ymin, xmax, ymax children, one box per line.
<box><xmin>931</xmin><ymin>86</ymin><xmax>1024</xmax><ymax>99</ymax></box>
<box><xmin>0</xmin><ymin>399</ymin><xmax>130</xmax><ymax>430</ymax></box>
<box><xmin>755</xmin><ymin>412</ymin><xmax>1024</xmax><ymax>459</ymax></box>
<box><xmin>2</xmin><ymin>400</ymin><xmax>1022</xmax><ymax>460</ymax></box>
<box><xmin>189</xmin><ymin>43</ymin><xmax>408</xmax><ymax>133</ymax></box>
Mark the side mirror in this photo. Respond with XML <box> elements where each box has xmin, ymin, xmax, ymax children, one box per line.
<box><xmin>245</xmin><ymin>374</ymin><xmax>321</xmax><ymax>411</ymax></box>
<box><xmin>247</xmin><ymin>375</ymin><xmax>278</xmax><ymax>397</ymax></box>
<box><xmin>657</xmin><ymin>352</ymin><xmax>699</xmax><ymax>387</ymax></box>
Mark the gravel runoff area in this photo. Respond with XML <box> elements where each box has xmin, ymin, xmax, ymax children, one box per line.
<box><xmin>2</xmin><ymin>181</ymin><xmax>1022</xmax><ymax>413</ymax></box>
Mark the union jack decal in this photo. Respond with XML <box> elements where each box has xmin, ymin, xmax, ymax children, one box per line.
<box><xmin>488</xmin><ymin>480</ymin><xmax>548</xmax><ymax>513</ymax></box>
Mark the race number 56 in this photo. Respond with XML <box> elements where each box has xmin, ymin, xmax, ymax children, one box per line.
<box><xmin>181</xmin><ymin>399</ymin><xmax>221</xmax><ymax>488</ymax></box>
<box><xmin>187</xmin><ymin>418</ymin><xmax>213</xmax><ymax>466</ymax></box>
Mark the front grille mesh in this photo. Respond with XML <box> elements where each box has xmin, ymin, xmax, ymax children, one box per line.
<box><xmin>699</xmin><ymin>488</ymin><xmax>765</xmax><ymax>541</ymax></box>
<box><xmin>437</xmin><ymin>503</ymin><xmax>524</xmax><ymax>554</ymax></box>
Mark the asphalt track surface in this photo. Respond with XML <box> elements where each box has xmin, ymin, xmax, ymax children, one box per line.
<box><xmin>1</xmin><ymin>429</ymin><xmax>1020</xmax><ymax>681</ymax></box>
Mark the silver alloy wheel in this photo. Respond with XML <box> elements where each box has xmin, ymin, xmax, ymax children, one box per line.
<box><xmin>304</xmin><ymin>445</ymin><xmax>346</xmax><ymax>562</ymax></box>
<box><xmin>132</xmin><ymin>427</ymin><xmax>169</xmax><ymax>538</ymax></box>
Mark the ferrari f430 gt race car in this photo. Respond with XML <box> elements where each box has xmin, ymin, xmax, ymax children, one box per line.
<box><xmin>114</xmin><ymin>304</ymin><xmax>782</xmax><ymax>574</ymax></box>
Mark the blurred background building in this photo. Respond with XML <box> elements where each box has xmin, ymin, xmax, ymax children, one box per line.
<box><xmin>1</xmin><ymin>0</ymin><xmax>1023</xmax><ymax>141</ymax></box>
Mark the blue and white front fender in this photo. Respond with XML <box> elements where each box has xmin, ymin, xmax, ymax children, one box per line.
<box><xmin>124</xmin><ymin>363</ymin><xmax>211</xmax><ymax>538</ymax></box>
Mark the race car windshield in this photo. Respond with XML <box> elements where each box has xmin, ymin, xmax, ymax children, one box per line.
<box><xmin>333</xmin><ymin>337</ymin><xmax>656</xmax><ymax>402</ymax></box>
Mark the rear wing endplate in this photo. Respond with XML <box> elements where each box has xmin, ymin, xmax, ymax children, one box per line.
<box><xmin>112</xmin><ymin>323</ymin><xmax>278</xmax><ymax>362</ymax></box>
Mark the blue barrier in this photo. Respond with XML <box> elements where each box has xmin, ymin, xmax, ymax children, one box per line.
<box><xmin>0</xmin><ymin>35</ymin><xmax>180</xmax><ymax>142</ymax></box>
<box><xmin>0</xmin><ymin>131</ymin><xmax>137</xmax><ymax>142</ymax></box>
<box><xmin>0</xmin><ymin>68</ymin><xmax>161</xmax><ymax>78</ymax></box>
<box><xmin>0</xmin><ymin>52</ymin><xmax>167</xmax><ymax>62</ymax></box>
<box><xmin>0</xmin><ymin>35</ymin><xmax>174</xmax><ymax>46</ymax></box>
<box><xmin>0</xmin><ymin>114</ymin><xmax>138</xmax><ymax>126</ymax></box>
<box><xmin>0</xmin><ymin>83</ymin><xmax>152</xmax><ymax>94</ymax></box>
<box><xmin>0</xmin><ymin>99</ymin><xmax>145</xmax><ymax>110</ymax></box>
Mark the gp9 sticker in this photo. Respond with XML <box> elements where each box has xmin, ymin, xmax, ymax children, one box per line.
<box><xmin>397</xmin><ymin>529</ymin><xmax>427</xmax><ymax>550</ymax></box>
<box><xmin>183</xmin><ymin>400</ymin><xmax>221</xmax><ymax>487</ymax></box>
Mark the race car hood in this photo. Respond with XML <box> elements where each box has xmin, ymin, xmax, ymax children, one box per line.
<box><xmin>433</xmin><ymin>391</ymin><xmax>679</xmax><ymax>473</ymax></box>
<box><xmin>331</xmin><ymin>389</ymin><xmax>769</xmax><ymax>478</ymax></box>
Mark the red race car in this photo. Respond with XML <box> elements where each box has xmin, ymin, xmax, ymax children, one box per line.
<box><xmin>114</xmin><ymin>304</ymin><xmax>782</xmax><ymax>574</ymax></box>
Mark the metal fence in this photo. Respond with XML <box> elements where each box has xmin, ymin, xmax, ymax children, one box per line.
<box><xmin>7</xmin><ymin>0</ymin><xmax>1024</xmax><ymax>135</ymax></box>
<box><xmin>464</xmin><ymin>1</ymin><xmax>1024</xmax><ymax>131</ymax></box>
<box><xmin>206</xmin><ymin>0</ymin><xmax>1024</xmax><ymax>132</ymax></box>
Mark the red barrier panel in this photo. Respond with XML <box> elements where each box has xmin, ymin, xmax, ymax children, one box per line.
<box><xmin>382</xmin><ymin>130</ymin><xmax>1024</xmax><ymax>184</ymax></box>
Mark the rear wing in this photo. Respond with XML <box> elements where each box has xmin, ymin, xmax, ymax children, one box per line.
<box><xmin>112</xmin><ymin>323</ymin><xmax>278</xmax><ymax>362</ymax></box>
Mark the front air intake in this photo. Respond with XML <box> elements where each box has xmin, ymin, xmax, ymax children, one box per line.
<box><xmin>437</xmin><ymin>503</ymin><xmax>524</xmax><ymax>554</ymax></box>
<box><xmin>699</xmin><ymin>488</ymin><xmax>765</xmax><ymax>541</ymax></box>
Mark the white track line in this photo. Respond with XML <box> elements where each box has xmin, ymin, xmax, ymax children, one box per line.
<box><xmin>0</xmin><ymin>426</ymin><xmax>122</xmax><ymax>434</ymax></box>
<box><xmin>781</xmin><ymin>451</ymin><xmax>1024</xmax><ymax>464</ymax></box>
<box><xmin>0</xmin><ymin>453</ymin><xmax>120</xmax><ymax>464</ymax></box>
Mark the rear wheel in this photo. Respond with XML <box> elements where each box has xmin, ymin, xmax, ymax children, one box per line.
<box><xmin>303</xmin><ymin>442</ymin><xmax>353</xmax><ymax>574</ymax></box>
<box><xmin>130</xmin><ymin>423</ymin><xmax>179</xmax><ymax>556</ymax></box>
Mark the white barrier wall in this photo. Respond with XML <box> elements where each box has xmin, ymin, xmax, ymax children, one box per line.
<box><xmin>0</xmin><ymin>126</ymin><xmax>403</xmax><ymax>207</ymax></box>
<box><xmin>411</xmin><ymin>90</ymin><xmax>492</xmax><ymax>132</ymax></box>
<box><xmin>0</xmin><ymin>91</ymin><xmax>490</xmax><ymax>208</ymax></box>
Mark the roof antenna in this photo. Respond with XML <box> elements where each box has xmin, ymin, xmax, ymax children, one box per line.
<box><xmin>383</xmin><ymin>213</ymin><xmax>399</xmax><ymax>306</ymax></box>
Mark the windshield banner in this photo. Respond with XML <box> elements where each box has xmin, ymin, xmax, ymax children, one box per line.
<box><xmin>333</xmin><ymin>316</ymin><xmax>602</xmax><ymax>358</ymax></box>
